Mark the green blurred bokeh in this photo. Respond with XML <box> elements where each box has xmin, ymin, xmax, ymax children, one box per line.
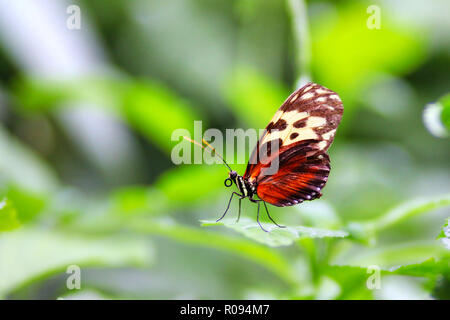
<box><xmin>0</xmin><ymin>0</ymin><xmax>449</xmax><ymax>300</ymax></box>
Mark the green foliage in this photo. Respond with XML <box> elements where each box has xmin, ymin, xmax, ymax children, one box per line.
<box><xmin>311</xmin><ymin>3</ymin><xmax>427</xmax><ymax>117</ymax></box>
<box><xmin>0</xmin><ymin>198</ymin><xmax>21</xmax><ymax>232</ymax></box>
<box><xmin>389</xmin><ymin>257</ymin><xmax>450</xmax><ymax>279</ymax></box>
<box><xmin>0</xmin><ymin>228</ymin><xmax>152</xmax><ymax>297</ymax></box>
<box><xmin>437</xmin><ymin>218</ymin><xmax>450</xmax><ymax>250</ymax></box>
<box><xmin>127</xmin><ymin>218</ymin><xmax>295</xmax><ymax>284</ymax></box>
<box><xmin>122</xmin><ymin>80</ymin><xmax>202</xmax><ymax>153</ymax></box>
<box><xmin>0</xmin><ymin>0</ymin><xmax>448</xmax><ymax>300</ymax></box>
<box><xmin>154</xmin><ymin>165</ymin><xmax>225</xmax><ymax>205</ymax></box>
<box><xmin>224</xmin><ymin>67</ymin><xmax>289</xmax><ymax>129</ymax></box>
<box><xmin>0</xmin><ymin>126</ymin><xmax>57</xmax><ymax>193</ymax></box>
<box><xmin>439</xmin><ymin>93</ymin><xmax>450</xmax><ymax>130</ymax></box>
<box><xmin>13</xmin><ymin>77</ymin><xmax>202</xmax><ymax>154</ymax></box>
<box><xmin>346</xmin><ymin>194</ymin><xmax>450</xmax><ymax>244</ymax></box>
<box><xmin>202</xmin><ymin>218</ymin><xmax>348</xmax><ymax>247</ymax></box>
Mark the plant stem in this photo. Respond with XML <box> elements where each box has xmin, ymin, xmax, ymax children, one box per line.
<box><xmin>288</xmin><ymin>0</ymin><xmax>312</xmax><ymax>88</ymax></box>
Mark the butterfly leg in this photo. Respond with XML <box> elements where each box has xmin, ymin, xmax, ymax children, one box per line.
<box><xmin>263</xmin><ymin>201</ymin><xmax>286</xmax><ymax>228</ymax></box>
<box><xmin>256</xmin><ymin>201</ymin><xmax>269</xmax><ymax>232</ymax></box>
<box><xmin>235</xmin><ymin>197</ymin><xmax>242</xmax><ymax>223</ymax></box>
<box><xmin>217</xmin><ymin>192</ymin><xmax>241</xmax><ymax>222</ymax></box>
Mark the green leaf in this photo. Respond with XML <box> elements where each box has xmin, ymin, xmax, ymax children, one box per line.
<box><xmin>325</xmin><ymin>257</ymin><xmax>450</xmax><ymax>299</ymax></box>
<box><xmin>439</xmin><ymin>93</ymin><xmax>450</xmax><ymax>130</ymax></box>
<box><xmin>127</xmin><ymin>218</ymin><xmax>295</xmax><ymax>284</ymax></box>
<box><xmin>0</xmin><ymin>228</ymin><xmax>153</xmax><ymax>297</ymax></box>
<box><xmin>154</xmin><ymin>165</ymin><xmax>225</xmax><ymax>206</ymax></box>
<box><xmin>201</xmin><ymin>218</ymin><xmax>348</xmax><ymax>247</ymax></box>
<box><xmin>223</xmin><ymin>67</ymin><xmax>289</xmax><ymax>129</ymax></box>
<box><xmin>437</xmin><ymin>218</ymin><xmax>450</xmax><ymax>250</ymax></box>
<box><xmin>0</xmin><ymin>198</ymin><xmax>20</xmax><ymax>232</ymax></box>
<box><xmin>324</xmin><ymin>265</ymin><xmax>375</xmax><ymax>300</ymax></box>
<box><xmin>14</xmin><ymin>77</ymin><xmax>202</xmax><ymax>154</ymax></box>
<box><xmin>122</xmin><ymin>80</ymin><xmax>202</xmax><ymax>153</ymax></box>
<box><xmin>13</xmin><ymin>76</ymin><xmax>127</xmax><ymax>113</ymax></box>
<box><xmin>5</xmin><ymin>186</ymin><xmax>47</xmax><ymax>223</ymax></box>
<box><xmin>389</xmin><ymin>257</ymin><xmax>450</xmax><ymax>278</ymax></box>
<box><xmin>110</xmin><ymin>186</ymin><xmax>166</xmax><ymax>216</ymax></box>
<box><xmin>311</xmin><ymin>3</ymin><xmax>427</xmax><ymax>117</ymax></box>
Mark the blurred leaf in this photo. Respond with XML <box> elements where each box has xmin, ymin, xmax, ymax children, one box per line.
<box><xmin>13</xmin><ymin>77</ymin><xmax>127</xmax><ymax>113</ymax></box>
<box><xmin>432</xmin><ymin>276</ymin><xmax>450</xmax><ymax>300</ymax></box>
<box><xmin>326</xmin><ymin>256</ymin><xmax>449</xmax><ymax>299</ymax></box>
<box><xmin>440</xmin><ymin>94</ymin><xmax>450</xmax><ymax>130</ymax></box>
<box><xmin>122</xmin><ymin>80</ymin><xmax>202</xmax><ymax>153</ymax></box>
<box><xmin>389</xmin><ymin>257</ymin><xmax>450</xmax><ymax>278</ymax></box>
<box><xmin>386</xmin><ymin>257</ymin><xmax>450</xmax><ymax>299</ymax></box>
<box><xmin>311</xmin><ymin>3</ymin><xmax>427</xmax><ymax>117</ymax></box>
<box><xmin>437</xmin><ymin>218</ymin><xmax>450</xmax><ymax>250</ymax></box>
<box><xmin>324</xmin><ymin>265</ymin><xmax>374</xmax><ymax>300</ymax></box>
<box><xmin>338</xmin><ymin>242</ymin><xmax>447</xmax><ymax>268</ymax></box>
<box><xmin>295</xmin><ymin>200</ymin><xmax>342</xmax><ymax>229</ymax></box>
<box><xmin>14</xmin><ymin>77</ymin><xmax>202</xmax><ymax>154</ymax></box>
<box><xmin>0</xmin><ymin>126</ymin><xmax>58</xmax><ymax>193</ymax></box>
<box><xmin>110</xmin><ymin>186</ymin><xmax>167</xmax><ymax>216</ymax></box>
<box><xmin>347</xmin><ymin>194</ymin><xmax>450</xmax><ymax>243</ymax></box>
<box><xmin>0</xmin><ymin>198</ymin><xmax>20</xmax><ymax>232</ymax></box>
<box><xmin>361</xmin><ymin>75</ymin><xmax>414</xmax><ymax>119</ymax></box>
<box><xmin>0</xmin><ymin>228</ymin><xmax>153</xmax><ymax>297</ymax></box>
<box><xmin>423</xmin><ymin>94</ymin><xmax>450</xmax><ymax>138</ymax></box>
<box><xmin>58</xmin><ymin>289</ymin><xmax>111</xmax><ymax>300</ymax></box>
<box><xmin>437</xmin><ymin>218</ymin><xmax>450</xmax><ymax>239</ymax></box>
<box><xmin>223</xmin><ymin>67</ymin><xmax>289</xmax><ymax>129</ymax></box>
<box><xmin>155</xmin><ymin>165</ymin><xmax>225</xmax><ymax>206</ymax></box>
<box><xmin>202</xmin><ymin>218</ymin><xmax>348</xmax><ymax>247</ymax></box>
<box><xmin>128</xmin><ymin>218</ymin><xmax>295</xmax><ymax>284</ymax></box>
<box><xmin>5</xmin><ymin>186</ymin><xmax>47</xmax><ymax>223</ymax></box>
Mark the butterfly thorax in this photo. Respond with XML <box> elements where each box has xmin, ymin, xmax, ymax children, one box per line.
<box><xmin>228</xmin><ymin>171</ymin><xmax>255</xmax><ymax>199</ymax></box>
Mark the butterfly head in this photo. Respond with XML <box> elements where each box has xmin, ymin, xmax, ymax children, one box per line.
<box><xmin>224</xmin><ymin>170</ymin><xmax>238</xmax><ymax>187</ymax></box>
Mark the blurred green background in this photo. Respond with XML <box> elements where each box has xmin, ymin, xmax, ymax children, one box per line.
<box><xmin>0</xmin><ymin>0</ymin><xmax>449</xmax><ymax>300</ymax></box>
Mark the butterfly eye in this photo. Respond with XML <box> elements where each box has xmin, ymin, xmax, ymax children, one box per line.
<box><xmin>224</xmin><ymin>178</ymin><xmax>233</xmax><ymax>187</ymax></box>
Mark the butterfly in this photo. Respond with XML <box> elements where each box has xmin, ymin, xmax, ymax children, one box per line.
<box><xmin>186</xmin><ymin>82</ymin><xmax>343</xmax><ymax>231</ymax></box>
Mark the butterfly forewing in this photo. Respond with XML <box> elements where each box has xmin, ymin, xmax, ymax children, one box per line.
<box><xmin>244</xmin><ymin>82</ymin><xmax>343</xmax><ymax>207</ymax></box>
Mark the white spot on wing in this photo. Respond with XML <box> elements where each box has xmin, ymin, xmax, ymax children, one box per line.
<box><xmin>281</xmin><ymin>111</ymin><xmax>308</xmax><ymax>123</ymax></box>
<box><xmin>329</xmin><ymin>94</ymin><xmax>340</xmax><ymax>101</ymax></box>
<box><xmin>290</xmin><ymin>93</ymin><xmax>299</xmax><ymax>103</ymax></box>
<box><xmin>317</xmin><ymin>141</ymin><xmax>327</xmax><ymax>150</ymax></box>
<box><xmin>307</xmin><ymin>116</ymin><xmax>326</xmax><ymax>127</ymax></box>
<box><xmin>322</xmin><ymin>129</ymin><xmax>336</xmax><ymax>140</ymax></box>
<box><xmin>292</xmin><ymin>128</ymin><xmax>318</xmax><ymax>141</ymax></box>
<box><xmin>302</xmin><ymin>84</ymin><xmax>313</xmax><ymax>93</ymax></box>
<box><xmin>300</xmin><ymin>92</ymin><xmax>314</xmax><ymax>100</ymax></box>
<box><xmin>261</xmin><ymin>111</ymin><xmax>316</xmax><ymax>146</ymax></box>
<box><xmin>315</xmin><ymin>88</ymin><xmax>329</xmax><ymax>95</ymax></box>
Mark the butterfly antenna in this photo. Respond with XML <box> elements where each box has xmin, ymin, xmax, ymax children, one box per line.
<box><xmin>201</xmin><ymin>139</ymin><xmax>233</xmax><ymax>171</ymax></box>
<box><xmin>183</xmin><ymin>136</ymin><xmax>232</xmax><ymax>172</ymax></box>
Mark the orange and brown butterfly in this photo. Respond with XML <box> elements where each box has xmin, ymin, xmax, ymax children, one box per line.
<box><xmin>185</xmin><ymin>82</ymin><xmax>343</xmax><ymax>231</ymax></box>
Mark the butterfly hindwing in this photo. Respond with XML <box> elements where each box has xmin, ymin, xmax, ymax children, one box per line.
<box><xmin>255</xmin><ymin>145</ymin><xmax>330</xmax><ymax>206</ymax></box>
<box><xmin>244</xmin><ymin>82</ymin><xmax>343</xmax><ymax>207</ymax></box>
